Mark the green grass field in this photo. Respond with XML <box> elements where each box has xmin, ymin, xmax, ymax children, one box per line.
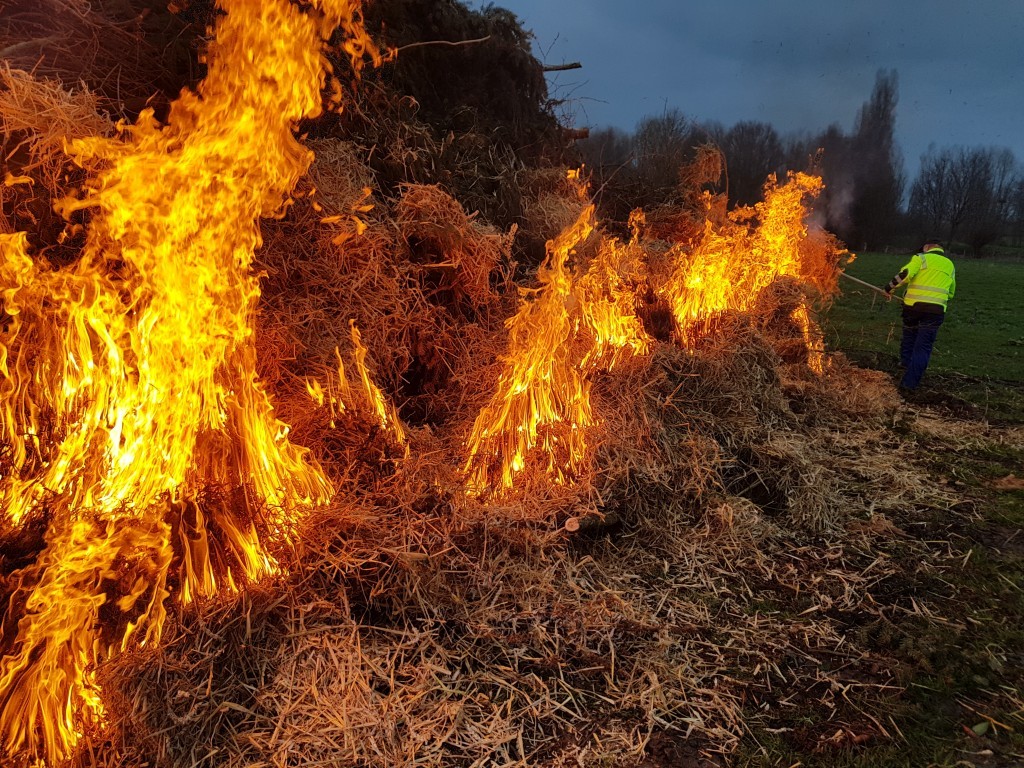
<box><xmin>824</xmin><ymin>252</ymin><xmax>1024</xmax><ymax>422</ymax></box>
<box><xmin>824</xmin><ymin>252</ymin><xmax>1024</xmax><ymax>381</ymax></box>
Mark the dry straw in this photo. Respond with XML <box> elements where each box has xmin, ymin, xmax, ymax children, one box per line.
<box><xmin>0</xmin><ymin>67</ymin><xmax>970</xmax><ymax>768</ymax></box>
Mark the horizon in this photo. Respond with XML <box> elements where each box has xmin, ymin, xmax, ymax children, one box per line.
<box><xmin>486</xmin><ymin>0</ymin><xmax>1024</xmax><ymax>181</ymax></box>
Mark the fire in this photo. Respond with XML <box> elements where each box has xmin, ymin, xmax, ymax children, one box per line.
<box><xmin>577</xmin><ymin>210</ymin><xmax>651</xmax><ymax>371</ymax></box>
<box><xmin>463</xmin><ymin>173</ymin><xmax>651</xmax><ymax>495</ymax></box>
<box><xmin>306</xmin><ymin>321</ymin><xmax>407</xmax><ymax>447</ymax></box>
<box><xmin>462</xmin><ymin>191</ymin><xmax>595</xmax><ymax>494</ymax></box>
<box><xmin>466</xmin><ymin>172</ymin><xmax>833</xmax><ymax>496</ymax></box>
<box><xmin>0</xmin><ymin>0</ymin><xmax>837</xmax><ymax>754</ymax></box>
<box><xmin>792</xmin><ymin>300</ymin><xmax>828</xmax><ymax>374</ymax></box>
<box><xmin>348</xmin><ymin>322</ymin><xmax>407</xmax><ymax>447</ymax></box>
<box><xmin>0</xmin><ymin>0</ymin><xmax>380</xmax><ymax>763</ymax></box>
<box><xmin>663</xmin><ymin>172</ymin><xmax>825</xmax><ymax>343</ymax></box>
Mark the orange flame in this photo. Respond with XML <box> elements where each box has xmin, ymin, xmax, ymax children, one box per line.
<box><xmin>348</xmin><ymin>321</ymin><xmax>407</xmax><ymax>447</ymax></box>
<box><xmin>307</xmin><ymin>322</ymin><xmax>407</xmax><ymax>447</ymax></box>
<box><xmin>463</xmin><ymin>199</ymin><xmax>594</xmax><ymax>494</ymax></box>
<box><xmin>464</xmin><ymin>171</ymin><xmax>651</xmax><ymax>495</ymax></box>
<box><xmin>578</xmin><ymin>210</ymin><xmax>651</xmax><ymax>371</ymax></box>
<box><xmin>466</xmin><ymin>171</ymin><xmax>832</xmax><ymax>496</ymax></box>
<box><xmin>0</xmin><ymin>0</ymin><xmax>380</xmax><ymax>762</ymax></box>
<box><xmin>791</xmin><ymin>301</ymin><xmax>827</xmax><ymax>374</ymax></box>
<box><xmin>664</xmin><ymin>172</ymin><xmax>825</xmax><ymax>343</ymax></box>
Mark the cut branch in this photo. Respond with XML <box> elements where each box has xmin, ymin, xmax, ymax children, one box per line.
<box><xmin>542</xmin><ymin>62</ymin><xmax>582</xmax><ymax>72</ymax></box>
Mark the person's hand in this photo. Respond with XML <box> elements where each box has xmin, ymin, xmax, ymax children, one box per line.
<box><xmin>882</xmin><ymin>286</ymin><xmax>892</xmax><ymax>301</ymax></box>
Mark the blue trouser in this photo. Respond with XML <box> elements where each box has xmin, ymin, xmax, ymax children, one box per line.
<box><xmin>899</xmin><ymin>304</ymin><xmax>944</xmax><ymax>389</ymax></box>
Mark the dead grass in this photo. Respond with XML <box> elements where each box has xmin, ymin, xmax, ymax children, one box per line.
<box><xmin>68</xmin><ymin>328</ymin><xmax>962</xmax><ymax>768</ymax></box>
<box><xmin>0</xmin><ymin>67</ymin><xmax>973</xmax><ymax>768</ymax></box>
<box><xmin>0</xmin><ymin>66</ymin><xmax>113</xmax><ymax>181</ymax></box>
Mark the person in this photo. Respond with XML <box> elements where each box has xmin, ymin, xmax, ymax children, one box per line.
<box><xmin>883</xmin><ymin>241</ymin><xmax>956</xmax><ymax>391</ymax></box>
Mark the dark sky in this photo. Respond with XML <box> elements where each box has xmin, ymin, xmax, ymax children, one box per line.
<box><xmin>483</xmin><ymin>0</ymin><xmax>1024</xmax><ymax>177</ymax></box>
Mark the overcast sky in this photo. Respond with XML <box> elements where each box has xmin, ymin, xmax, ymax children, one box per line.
<box><xmin>481</xmin><ymin>0</ymin><xmax>1024</xmax><ymax>178</ymax></box>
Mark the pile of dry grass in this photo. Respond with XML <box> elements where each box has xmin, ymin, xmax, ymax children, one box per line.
<box><xmin>0</xmin><ymin>53</ymin><xmax>967</xmax><ymax>768</ymax></box>
<box><xmin>0</xmin><ymin>0</ymin><xmax>207</xmax><ymax>117</ymax></box>
<box><xmin>69</xmin><ymin>252</ymin><xmax>950</xmax><ymax>765</ymax></box>
<box><xmin>80</xmin><ymin>335</ymin><xmax>956</xmax><ymax>767</ymax></box>
<box><xmin>0</xmin><ymin>67</ymin><xmax>113</xmax><ymax>187</ymax></box>
<box><xmin>0</xmin><ymin>68</ymin><xmax>114</xmax><ymax>253</ymax></box>
<box><xmin>255</xmin><ymin>139</ymin><xmax>518</xmax><ymax>432</ymax></box>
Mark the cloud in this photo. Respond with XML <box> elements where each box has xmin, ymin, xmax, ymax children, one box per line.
<box><xmin>491</xmin><ymin>0</ymin><xmax>1024</xmax><ymax>175</ymax></box>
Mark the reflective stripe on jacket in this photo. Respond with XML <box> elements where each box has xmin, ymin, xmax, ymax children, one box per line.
<box><xmin>898</xmin><ymin>248</ymin><xmax>956</xmax><ymax>310</ymax></box>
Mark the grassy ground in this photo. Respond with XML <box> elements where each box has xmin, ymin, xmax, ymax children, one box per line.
<box><xmin>739</xmin><ymin>419</ymin><xmax>1024</xmax><ymax>767</ymax></box>
<box><xmin>746</xmin><ymin>255</ymin><xmax>1024</xmax><ymax>767</ymax></box>
<box><xmin>824</xmin><ymin>252</ymin><xmax>1024</xmax><ymax>383</ymax></box>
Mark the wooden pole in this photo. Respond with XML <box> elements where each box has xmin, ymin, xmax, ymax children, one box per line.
<box><xmin>839</xmin><ymin>271</ymin><xmax>903</xmax><ymax>303</ymax></box>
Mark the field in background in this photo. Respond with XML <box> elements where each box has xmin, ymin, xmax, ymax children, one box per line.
<box><xmin>825</xmin><ymin>252</ymin><xmax>1024</xmax><ymax>422</ymax></box>
<box><xmin>825</xmin><ymin>252</ymin><xmax>1024</xmax><ymax>381</ymax></box>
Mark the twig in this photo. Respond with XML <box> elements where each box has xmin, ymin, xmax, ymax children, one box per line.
<box><xmin>0</xmin><ymin>37</ymin><xmax>63</xmax><ymax>59</ymax></box>
<box><xmin>394</xmin><ymin>35</ymin><xmax>491</xmax><ymax>53</ymax></box>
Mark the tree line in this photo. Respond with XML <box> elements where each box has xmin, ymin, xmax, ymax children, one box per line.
<box><xmin>576</xmin><ymin>70</ymin><xmax>1024</xmax><ymax>255</ymax></box>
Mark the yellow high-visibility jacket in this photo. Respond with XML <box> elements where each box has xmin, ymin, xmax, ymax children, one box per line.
<box><xmin>889</xmin><ymin>247</ymin><xmax>956</xmax><ymax>310</ymax></box>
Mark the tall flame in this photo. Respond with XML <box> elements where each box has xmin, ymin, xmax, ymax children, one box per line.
<box><xmin>463</xmin><ymin>196</ymin><xmax>594</xmax><ymax>494</ymax></box>
<box><xmin>792</xmin><ymin>300</ymin><xmax>828</xmax><ymax>374</ymax></box>
<box><xmin>306</xmin><ymin>321</ymin><xmax>407</xmax><ymax>447</ymax></box>
<box><xmin>664</xmin><ymin>172</ymin><xmax>824</xmax><ymax>343</ymax></box>
<box><xmin>0</xmin><ymin>0</ymin><xmax>380</xmax><ymax>762</ymax></box>
<box><xmin>466</xmin><ymin>171</ymin><xmax>832</xmax><ymax>496</ymax></box>
<box><xmin>464</xmin><ymin>172</ymin><xmax>651</xmax><ymax>495</ymax></box>
<box><xmin>577</xmin><ymin>210</ymin><xmax>651</xmax><ymax>371</ymax></box>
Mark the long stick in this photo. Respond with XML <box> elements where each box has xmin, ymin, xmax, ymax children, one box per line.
<box><xmin>839</xmin><ymin>271</ymin><xmax>903</xmax><ymax>303</ymax></box>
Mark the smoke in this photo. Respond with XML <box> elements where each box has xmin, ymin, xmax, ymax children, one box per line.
<box><xmin>825</xmin><ymin>175</ymin><xmax>856</xmax><ymax>235</ymax></box>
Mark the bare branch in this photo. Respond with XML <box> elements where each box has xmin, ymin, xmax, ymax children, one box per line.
<box><xmin>394</xmin><ymin>36</ymin><xmax>491</xmax><ymax>53</ymax></box>
<box><xmin>542</xmin><ymin>62</ymin><xmax>582</xmax><ymax>73</ymax></box>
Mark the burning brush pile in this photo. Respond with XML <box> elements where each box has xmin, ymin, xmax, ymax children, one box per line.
<box><xmin>0</xmin><ymin>1</ymin><xmax>959</xmax><ymax>766</ymax></box>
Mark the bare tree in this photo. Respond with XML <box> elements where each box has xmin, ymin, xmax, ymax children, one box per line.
<box><xmin>576</xmin><ymin>126</ymin><xmax>638</xmax><ymax>223</ymax></box>
<box><xmin>908</xmin><ymin>145</ymin><xmax>953</xmax><ymax>237</ymax></box>
<box><xmin>948</xmin><ymin>149</ymin><xmax>992</xmax><ymax>248</ymax></box>
<box><xmin>809</xmin><ymin>123</ymin><xmax>856</xmax><ymax>238</ymax></box>
<box><xmin>849</xmin><ymin>69</ymin><xmax>905</xmax><ymax>248</ymax></box>
<box><xmin>632</xmin><ymin>108</ymin><xmax>696</xmax><ymax>207</ymax></box>
<box><xmin>1010</xmin><ymin>177</ymin><xmax>1024</xmax><ymax>246</ymax></box>
<box><xmin>577</xmin><ymin>126</ymin><xmax>633</xmax><ymax>169</ymax></box>
<box><xmin>718</xmin><ymin>121</ymin><xmax>785</xmax><ymax>207</ymax></box>
<box><xmin>791</xmin><ymin>71</ymin><xmax>906</xmax><ymax>248</ymax></box>
<box><xmin>970</xmin><ymin>147</ymin><xmax>1018</xmax><ymax>252</ymax></box>
<box><xmin>911</xmin><ymin>147</ymin><xmax>982</xmax><ymax>246</ymax></box>
<box><xmin>910</xmin><ymin>146</ymin><xmax>1019</xmax><ymax>253</ymax></box>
